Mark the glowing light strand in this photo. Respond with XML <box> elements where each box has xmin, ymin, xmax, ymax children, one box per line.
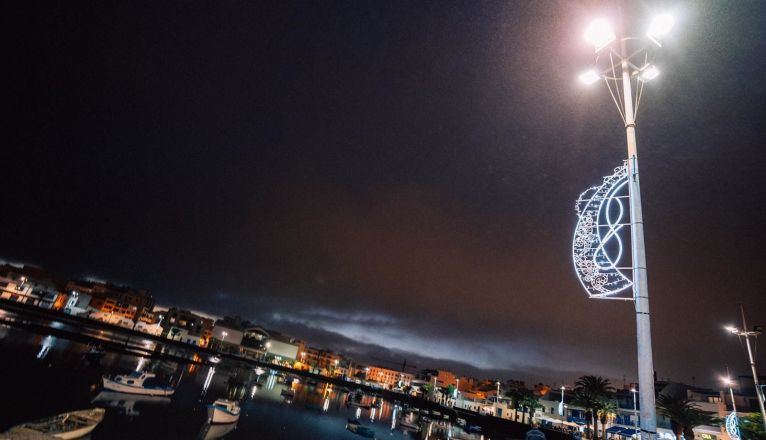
<box><xmin>572</xmin><ymin>164</ymin><xmax>633</xmax><ymax>298</ymax></box>
<box><xmin>726</xmin><ymin>412</ymin><xmax>740</xmax><ymax>440</ymax></box>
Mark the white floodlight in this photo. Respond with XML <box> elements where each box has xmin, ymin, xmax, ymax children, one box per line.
<box><xmin>639</xmin><ymin>65</ymin><xmax>660</xmax><ymax>81</ymax></box>
<box><xmin>647</xmin><ymin>14</ymin><xmax>675</xmax><ymax>40</ymax></box>
<box><xmin>579</xmin><ymin>69</ymin><xmax>601</xmax><ymax>85</ymax></box>
<box><xmin>584</xmin><ymin>19</ymin><xmax>615</xmax><ymax>49</ymax></box>
<box><xmin>724</xmin><ymin>325</ymin><xmax>739</xmax><ymax>334</ymax></box>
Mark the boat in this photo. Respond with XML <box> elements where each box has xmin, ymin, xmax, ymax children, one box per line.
<box><xmin>6</xmin><ymin>408</ymin><xmax>105</xmax><ymax>439</ymax></box>
<box><xmin>102</xmin><ymin>371</ymin><xmax>175</xmax><ymax>396</ymax></box>
<box><xmin>198</xmin><ymin>422</ymin><xmax>237</xmax><ymax>440</ymax></box>
<box><xmin>207</xmin><ymin>399</ymin><xmax>240</xmax><ymax>424</ymax></box>
<box><xmin>345</xmin><ymin>423</ymin><xmax>375</xmax><ymax>438</ymax></box>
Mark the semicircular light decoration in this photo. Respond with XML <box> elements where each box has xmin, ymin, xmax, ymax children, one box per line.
<box><xmin>572</xmin><ymin>164</ymin><xmax>633</xmax><ymax>299</ymax></box>
<box><xmin>725</xmin><ymin>412</ymin><xmax>740</xmax><ymax>440</ymax></box>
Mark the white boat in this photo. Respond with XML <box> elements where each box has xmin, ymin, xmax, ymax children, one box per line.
<box><xmin>207</xmin><ymin>399</ymin><xmax>240</xmax><ymax>424</ymax></box>
<box><xmin>7</xmin><ymin>408</ymin><xmax>105</xmax><ymax>439</ymax></box>
<box><xmin>102</xmin><ymin>372</ymin><xmax>175</xmax><ymax>396</ymax></box>
<box><xmin>198</xmin><ymin>422</ymin><xmax>237</xmax><ymax>440</ymax></box>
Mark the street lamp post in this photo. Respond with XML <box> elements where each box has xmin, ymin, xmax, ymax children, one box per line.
<box><xmin>577</xmin><ymin>13</ymin><xmax>677</xmax><ymax>440</ymax></box>
<box><xmin>630</xmin><ymin>388</ymin><xmax>639</xmax><ymax>438</ymax></box>
<box><xmin>725</xmin><ymin>304</ymin><xmax>766</xmax><ymax>433</ymax></box>
<box><xmin>559</xmin><ymin>386</ymin><xmax>566</xmax><ymax>416</ymax></box>
<box><xmin>722</xmin><ymin>376</ymin><xmax>737</xmax><ymax>413</ymax></box>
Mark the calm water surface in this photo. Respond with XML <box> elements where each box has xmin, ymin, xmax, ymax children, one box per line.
<box><xmin>0</xmin><ymin>321</ymin><xmax>486</xmax><ymax>440</ymax></box>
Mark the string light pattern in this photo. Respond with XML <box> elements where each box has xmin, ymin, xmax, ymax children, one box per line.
<box><xmin>725</xmin><ymin>412</ymin><xmax>740</xmax><ymax>440</ymax></box>
<box><xmin>572</xmin><ymin>164</ymin><xmax>633</xmax><ymax>299</ymax></box>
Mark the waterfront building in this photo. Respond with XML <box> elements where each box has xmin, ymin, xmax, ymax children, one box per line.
<box><xmin>241</xmin><ymin>326</ymin><xmax>304</xmax><ymax>363</ymax></box>
<box><xmin>366</xmin><ymin>366</ymin><xmax>414</xmax><ymax>389</ymax></box>
<box><xmin>62</xmin><ymin>290</ymin><xmax>92</xmax><ymax>316</ymax></box>
<box><xmin>158</xmin><ymin>307</ymin><xmax>214</xmax><ymax>347</ymax></box>
<box><xmin>0</xmin><ymin>264</ymin><xmax>66</xmax><ymax>309</ymax></box>
<box><xmin>210</xmin><ymin>318</ymin><xmax>245</xmax><ymax>352</ymax></box>
<box><xmin>66</xmin><ymin>279</ymin><xmax>155</xmax><ymax>323</ymax></box>
<box><xmin>301</xmin><ymin>347</ymin><xmax>342</xmax><ymax>374</ymax></box>
<box><xmin>419</xmin><ymin>369</ymin><xmax>458</xmax><ymax>389</ymax></box>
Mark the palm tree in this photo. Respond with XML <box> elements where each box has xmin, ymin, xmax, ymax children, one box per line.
<box><xmin>596</xmin><ymin>400</ymin><xmax>618</xmax><ymax>439</ymax></box>
<box><xmin>656</xmin><ymin>394</ymin><xmax>708</xmax><ymax>440</ymax></box>
<box><xmin>574</xmin><ymin>376</ymin><xmax>615</xmax><ymax>439</ymax></box>
<box><xmin>504</xmin><ymin>388</ymin><xmax>525</xmax><ymax>422</ymax></box>
<box><xmin>520</xmin><ymin>393</ymin><xmax>544</xmax><ymax>425</ymax></box>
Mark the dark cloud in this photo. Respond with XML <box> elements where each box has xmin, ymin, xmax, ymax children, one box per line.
<box><xmin>5</xmin><ymin>0</ymin><xmax>766</xmax><ymax>386</ymax></box>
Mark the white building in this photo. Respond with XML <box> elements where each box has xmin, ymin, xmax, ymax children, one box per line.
<box><xmin>0</xmin><ymin>265</ymin><xmax>64</xmax><ymax>309</ymax></box>
<box><xmin>210</xmin><ymin>322</ymin><xmax>244</xmax><ymax>351</ymax></box>
<box><xmin>63</xmin><ymin>291</ymin><xmax>92</xmax><ymax>316</ymax></box>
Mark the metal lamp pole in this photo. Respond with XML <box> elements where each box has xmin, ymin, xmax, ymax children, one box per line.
<box><xmin>621</xmin><ymin>38</ymin><xmax>658</xmax><ymax>440</ymax></box>
<box><xmin>577</xmin><ymin>13</ymin><xmax>678</xmax><ymax>439</ymax></box>
<box><xmin>559</xmin><ymin>386</ymin><xmax>566</xmax><ymax>416</ymax></box>
<box><xmin>725</xmin><ymin>305</ymin><xmax>766</xmax><ymax>433</ymax></box>
<box><xmin>631</xmin><ymin>387</ymin><xmax>639</xmax><ymax>438</ymax></box>
<box><xmin>723</xmin><ymin>373</ymin><xmax>737</xmax><ymax>413</ymax></box>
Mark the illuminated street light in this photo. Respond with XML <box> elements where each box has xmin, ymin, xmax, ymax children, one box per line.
<box><xmin>575</xmin><ymin>11</ymin><xmax>678</xmax><ymax>439</ymax></box>
<box><xmin>558</xmin><ymin>386</ymin><xmax>566</xmax><ymax>416</ymax></box>
<box><xmin>639</xmin><ymin>65</ymin><xmax>660</xmax><ymax>82</ymax></box>
<box><xmin>579</xmin><ymin>69</ymin><xmax>601</xmax><ymax>85</ymax></box>
<box><xmin>584</xmin><ymin>19</ymin><xmax>615</xmax><ymax>49</ymax></box>
<box><xmin>723</xmin><ymin>305</ymin><xmax>766</xmax><ymax>433</ymax></box>
<box><xmin>647</xmin><ymin>14</ymin><xmax>675</xmax><ymax>39</ymax></box>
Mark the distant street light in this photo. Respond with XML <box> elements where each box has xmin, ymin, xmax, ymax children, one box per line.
<box><xmin>724</xmin><ymin>304</ymin><xmax>766</xmax><ymax>432</ymax></box>
<box><xmin>576</xmin><ymin>11</ymin><xmax>677</xmax><ymax>439</ymax></box>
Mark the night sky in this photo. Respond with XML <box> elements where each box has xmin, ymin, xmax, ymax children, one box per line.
<box><xmin>5</xmin><ymin>1</ymin><xmax>766</xmax><ymax>386</ymax></box>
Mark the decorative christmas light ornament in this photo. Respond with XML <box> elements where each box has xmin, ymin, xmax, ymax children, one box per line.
<box><xmin>572</xmin><ymin>163</ymin><xmax>633</xmax><ymax>299</ymax></box>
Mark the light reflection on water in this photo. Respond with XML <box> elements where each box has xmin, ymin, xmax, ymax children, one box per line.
<box><xmin>0</xmin><ymin>323</ymin><xmax>488</xmax><ymax>440</ymax></box>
